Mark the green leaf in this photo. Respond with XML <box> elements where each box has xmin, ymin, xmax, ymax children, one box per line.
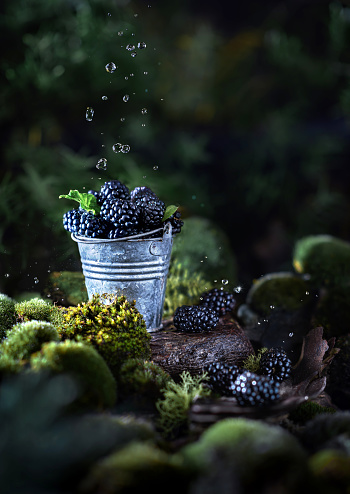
<box><xmin>163</xmin><ymin>205</ymin><xmax>179</xmax><ymax>222</ymax></box>
<box><xmin>59</xmin><ymin>190</ymin><xmax>101</xmax><ymax>215</ymax></box>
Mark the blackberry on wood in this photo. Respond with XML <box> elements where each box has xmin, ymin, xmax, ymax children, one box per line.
<box><xmin>100</xmin><ymin>199</ymin><xmax>141</xmax><ymax>238</ymax></box>
<box><xmin>200</xmin><ymin>288</ymin><xmax>236</xmax><ymax>316</ymax></box>
<box><xmin>204</xmin><ymin>361</ymin><xmax>241</xmax><ymax>396</ymax></box>
<box><xmin>173</xmin><ymin>305</ymin><xmax>219</xmax><ymax>333</ymax></box>
<box><xmin>259</xmin><ymin>347</ymin><xmax>292</xmax><ymax>382</ymax></box>
<box><xmin>63</xmin><ymin>209</ymin><xmax>82</xmax><ymax>234</ymax></box>
<box><xmin>231</xmin><ymin>370</ymin><xmax>280</xmax><ymax>407</ymax></box>
<box><xmin>99</xmin><ymin>180</ymin><xmax>130</xmax><ymax>201</ymax></box>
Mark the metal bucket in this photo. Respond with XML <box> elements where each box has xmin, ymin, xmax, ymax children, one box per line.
<box><xmin>71</xmin><ymin>223</ymin><xmax>173</xmax><ymax>332</ymax></box>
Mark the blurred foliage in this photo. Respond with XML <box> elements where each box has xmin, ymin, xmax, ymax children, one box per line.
<box><xmin>2</xmin><ymin>0</ymin><xmax>350</xmax><ymax>294</ymax></box>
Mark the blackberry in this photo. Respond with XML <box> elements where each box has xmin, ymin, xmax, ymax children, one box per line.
<box><xmin>77</xmin><ymin>211</ymin><xmax>110</xmax><ymax>238</ymax></box>
<box><xmin>88</xmin><ymin>189</ymin><xmax>103</xmax><ymax>205</ymax></box>
<box><xmin>173</xmin><ymin>305</ymin><xmax>219</xmax><ymax>333</ymax></box>
<box><xmin>167</xmin><ymin>210</ymin><xmax>184</xmax><ymax>235</ymax></box>
<box><xmin>99</xmin><ymin>180</ymin><xmax>130</xmax><ymax>201</ymax></box>
<box><xmin>130</xmin><ymin>186</ymin><xmax>158</xmax><ymax>203</ymax></box>
<box><xmin>259</xmin><ymin>347</ymin><xmax>292</xmax><ymax>382</ymax></box>
<box><xmin>140</xmin><ymin>199</ymin><xmax>166</xmax><ymax>230</ymax></box>
<box><xmin>63</xmin><ymin>208</ymin><xmax>82</xmax><ymax>234</ymax></box>
<box><xmin>231</xmin><ymin>370</ymin><xmax>280</xmax><ymax>407</ymax></box>
<box><xmin>204</xmin><ymin>361</ymin><xmax>241</xmax><ymax>396</ymax></box>
<box><xmin>100</xmin><ymin>199</ymin><xmax>141</xmax><ymax>238</ymax></box>
<box><xmin>199</xmin><ymin>288</ymin><xmax>236</xmax><ymax>316</ymax></box>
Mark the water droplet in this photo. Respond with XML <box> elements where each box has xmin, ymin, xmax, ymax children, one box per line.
<box><xmin>141</xmin><ymin>123</ymin><xmax>146</xmax><ymax>127</ymax></box>
<box><xmin>289</xmin><ymin>332</ymin><xmax>294</xmax><ymax>337</ymax></box>
<box><xmin>118</xmin><ymin>31</ymin><xmax>123</xmax><ymax>36</ymax></box>
<box><xmin>126</xmin><ymin>44</ymin><xmax>135</xmax><ymax>51</ymax></box>
<box><xmin>101</xmin><ymin>95</ymin><xmax>108</xmax><ymax>100</ymax></box>
<box><xmin>86</xmin><ymin>107</ymin><xmax>94</xmax><ymax>121</ymax></box>
<box><xmin>125</xmin><ymin>76</ymin><xmax>129</xmax><ymax>80</ymax></box>
<box><xmin>141</xmin><ymin>108</ymin><xmax>147</xmax><ymax>114</ymax></box>
<box><xmin>222</xmin><ymin>279</ymin><xmax>229</xmax><ymax>285</ymax></box>
<box><xmin>112</xmin><ymin>143</ymin><xmax>123</xmax><ymax>153</ymax></box>
<box><xmin>130</xmin><ymin>73</ymin><xmax>134</xmax><ymax>77</ymax></box>
<box><xmin>270</xmin><ymin>305</ymin><xmax>275</xmax><ymax>310</ymax></box>
<box><xmin>34</xmin><ymin>277</ymin><xmax>39</xmax><ymax>284</ymax></box>
<box><xmin>4</xmin><ymin>273</ymin><xmax>9</xmax><ymax>278</ymax></box>
<box><xmin>143</xmin><ymin>175</ymin><xmax>147</xmax><ymax>179</ymax></box>
<box><xmin>143</xmin><ymin>71</ymin><xmax>148</xmax><ymax>75</ymax></box>
<box><xmin>134</xmin><ymin>13</ymin><xmax>139</xmax><ymax>17</ymax></box>
<box><xmin>305</xmin><ymin>291</ymin><xmax>309</xmax><ymax>295</ymax></box>
<box><xmin>234</xmin><ymin>285</ymin><xmax>242</xmax><ymax>293</ymax></box>
<box><xmin>96</xmin><ymin>158</ymin><xmax>107</xmax><ymax>170</ymax></box>
<box><xmin>107</xmin><ymin>12</ymin><xmax>111</xmax><ymax>16</ymax></box>
<box><xmin>130</xmin><ymin>51</ymin><xmax>137</xmax><ymax>57</ymax></box>
<box><xmin>121</xmin><ymin>144</ymin><xmax>130</xmax><ymax>153</ymax></box>
<box><xmin>120</xmin><ymin>117</ymin><xmax>125</xmax><ymax>122</ymax></box>
<box><xmin>153</xmin><ymin>165</ymin><xmax>158</xmax><ymax>170</ymax></box>
<box><xmin>137</xmin><ymin>41</ymin><xmax>147</xmax><ymax>49</ymax></box>
<box><xmin>123</xmin><ymin>94</ymin><xmax>129</xmax><ymax>102</ymax></box>
<box><xmin>105</xmin><ymin>62</ymin><xmax>117</xmax><ymax>73</ymax></box>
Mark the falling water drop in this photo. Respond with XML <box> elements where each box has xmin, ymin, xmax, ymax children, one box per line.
<box><xmin>137</xmin><ymin>41</ymin><xmax>147</xmax><ymax>49</ymax></box>
<box><xmin>222</xmin><ymin>279</ymin><xmax>229</xmax><ymax>285</ymax></box>
<box><xmin>118</xmin><ymin>31</ymin><xmax>123</xmax><ymax>36</ymax></box>
<box><xmin>153</xmin><ymin>165</ymin><xmax>158</xmax><ymax>170</ymax></box>
<box><xmin>85</xmin><ymin>107</ymin><xmax>94</xmax><ymax>121</ymax></box>
<box><xmin>121</xmin><ymin>144</ymin><xmax>130</xmax><ymax>153</ymax></box>
<box><xmin>105</xmin><ymin>62</ymin><xmax>117</xmax><ymax>73</ymax></box>
<box><xmin>34</xmin><ymin>277</ymin><xmax>39</xmax><ymax>284</ymax></box>
<box><xmin>143</xmin><ymin>71</ymin><xmax>148</xmax><ymax>75</ymax></box>
<box><xmin>123</xmin><ymin>94</ymin><xmax>130</xmax><ymax>102</ymax></box>
<box><xmin>120</xmin><ymin>117</ymin><xmax>125</xmax><ymax>122</ymax></box>
<box><xmin>126</xmin><ymin>44</ymin><xmax>135</xmax><ymax>51</ymax></box>
<box><xmin>96</xmin><ymin>158</ymin><xmax>107</xmax><ymax>170</ymax></box>
<box><xmin>101</xmin><ymin>95</ymin><xmax>108</xmax><ymax>100</ymax></box>
<box><xmin>112</xmin><ymin>143</ymin><xmax>123</xmax><ymax>153</ymax></box>
<box><xmin>130</xmin><ymin>51</ymin><xmax>137</xmax><ymax>57</ymax></box>
<box><xmin>141</xmin><ymin>108</ymin><xmax>147</xmax><ymax>114</ymax></box>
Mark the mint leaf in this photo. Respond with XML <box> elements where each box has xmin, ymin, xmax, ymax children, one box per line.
<box><xmin>163</xmin><ymin>205</ymin><xmax>179</xmax><ymax>222</ymax></box>
<box><xmin>59</xmin><ymin>190</ymin><xmax>101</xmax><ymax>215</ymax></box>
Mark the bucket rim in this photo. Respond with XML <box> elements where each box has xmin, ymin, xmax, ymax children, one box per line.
<box><xmin>71</xmin><ymin>224</ymin><xmax>172</xmax><ymax>243</ymax></box>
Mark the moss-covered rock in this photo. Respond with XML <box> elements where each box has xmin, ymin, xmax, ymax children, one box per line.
<box><xmin>58</xmin><ymin>293</ymin><xmax>151</xmax><ymax>375</ymax></box>
<box><xmin>180</xmin><ymin>418</ymin><xmax>309</xmax><ymax>492</ymax></box>
<box><xmin>0</xmin><ymin>293</ymin><xmax>16</xmax><ymax>339</ymax></box>
<box><xmin>288</xmin><ymin>401</ymin><xmax>336</xmax><ymax>426</ymax></box>
<box><xmin>44</xmin><ymin>271</ymin><xmax>88</xmax><ymax>306</ymax></box>
<box><xmin>79</xmin><ymin>441</ymin><xmax>192</xmax><ymax>494</ymax></box>
<box><xmin>293</xmin><ymin>234</ymin><xmax>350</xmax><ymax>288</ymax></box>
<box><xmin>0</xmin><ymin>320</ymin><xmax>59</xmax><ymax>361</ymax></box>
<box><xmin>171</xmin><ymin>216</ymin><xmax>237</xmax><ymax>285</ymax></box>
<box><xmin>15</xmin><ymin>297</ymin><xmax>64</xmax><ymax>327</ymax></box>
<box><xmin>30</xmin><ymin>340</ymin><xmax>116</xmax><ymax>411</ymax></box>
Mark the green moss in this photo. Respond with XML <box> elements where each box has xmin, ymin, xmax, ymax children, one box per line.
<box><xmin>80</xmin><ymin>441</ymin><xmax>191</xmax><ymax>494</ymax></box>
<box><xmin>15</xmin><ymin>297</ymin><xmax>63</xmax><ymax>328</ymax></box>
<box><xmin>242</xmin><ymin>347</ymin><xmax>267</xmax><ymax>372</ymax></box>
<box><xmin>0</xmin><ymin>293</ymin><xmax>16</xmax><ymax>339</ymax></box>
<box><xmin>58</xmin><ymin>293</ymin><xmax>151</xmax><ymax>374</ymax></box>
<box><xmin>0</xmin><ymin>353</ymin><xmax>22</xmax><ymax>378</ymax></box>
<box><xmin>0</xmin><ymin>320</ymin><xmax>59</xmax><ymax>361</ymax></box>
<box><xmin>293</xmin><ymin>234</ymin><xmax>350</xmax><ymax>288</ymax></box>
<box><xmin>30</xmin><ymin>340</ymin><xmax>116</xmax><ymax>411</ymax></box>
<box><xmin>289</xmin><ymin>401</ymin><xmax>336</xmax><ymax>426</ymax></box>
<box><xmin>156</xmin><ymin>371</ymin><xmax>211</xmax><ymax>439</ymax></box>
<box><xmin>246</xmin><ymin>272</ymin><xmax>311</xmax><ymax>315</ymax></box>
<box><xmin>163</xmin><ymin>261</ymin><xmax>213</xmax><ymax>318</ymax></box>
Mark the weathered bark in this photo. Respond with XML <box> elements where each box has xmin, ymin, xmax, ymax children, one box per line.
<box><xmin>150</xmin><ymin>316</ymin><xmax>254</xmax><ymax>379</ymax></box>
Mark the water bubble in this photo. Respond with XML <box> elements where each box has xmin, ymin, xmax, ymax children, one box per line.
<box><xmin>34</xmin><ymin>277</ymin><xmax>39</xmax><ymax>284</ymax></box>
<box><xmin>222</xmin><ymin>279</ymin><xmax>229</xmax><ymax>285</ymax></box>
<box><xmin>123</xmin><ymin>94</ymin><xmax>129</xmax><ymax>102</ymax></box>
<box><xmin>101</xmin><ymin>95</ymin><xmax>108</xmax><ymax>100</ymax></box>
<box><xmin>105</xmin><ymin>62</ymin><xmax>117</xmax><ymax>73</ymax></box>
<box><xmin>141</xmin><ymin>108</ymin><xmax>147</xmax><ymax>114</ymax></box>
<box><xmin>118</xmin><ymin>31</ymin><xmax>123</xmax><ymax>36</ymax></box>
<box><xmin>96</xmin><ymin>158</ymin><xmax>107</xmax><ymax>170</ymax></box>
<box><xmin>126</xmin><ymin>44</ymin><xmax>135</xmax><ymax>51</ymax></box>
<box><xmin>121</xmin><ymin>144</ymin><xmax>130</xmax><ymax>153</ymax></box>
<box><xmin>85</xmin><ymin>107</ymin><xmax>94</xmax><ymax>121</ymax></box>
<box><xmin>130</xmin><ymin>51</ymin><xmax>137</xmax><ymax>57</ymax></box>
<box><xmin>112</xmin><ymin>143</ymin><xmax>123</xmax><ymax>153</ymax></box>
<box><xmin>120</xmin><ymin>117</ymin><xmax>125</xmax><ymax>122</ymax></box>
<box><xmin>153</xmin><ymin>165</ymin><xmax>158</xmax><ymax>170</ymax></box>
<box><xmin>137</xmin><ymin>41</ymin><xmax>147</xmax><ymax>49</ymax></box>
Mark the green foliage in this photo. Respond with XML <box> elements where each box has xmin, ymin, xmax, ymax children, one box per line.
<box><xmin>293</xmin><ymin>235</ymin><xmax>350</xmax><ymax>288</ymax></box>
<box><xmin>246</xmin><ymin>272</ymin><xmax>312</xmax><ymax>315</ymax></box>
<box><xmin>30</xmin><ymin>340</ymin><xmax>116</xmax><ymax>410</ymax></box>
<box><xmin>1</xmin><ymin>320</ymin><xmax>59</xmax><ymax>361</ymax></box>
<box><xmin>163</xmin><ymin>261</ymin><xmax>213</xmax><ymax>319</ymax></box>
<box><xmin>242</xmin><ymin>347</ymin><xmax>267</xmax><ymax>372</ymax></box>
<box><xmin>59</xmin><ymin>190</ymin><xmax>101</xmax><ymax>215</ymax></box>
<box><xmin>289</xmin><ymin>401</ymin><xmax>336</xmax><ymax>426</ymax></box>
<box><xmin>0</xmin><ymin>293</ymin><xmax>16</xmax><ymax>339</ymax></box>
<box><xmin>59</xmin><ymin>293</ymin><xmax>151</xmax><ymax>373</ymax></box>
<box><xmin>156</xmin><ymin>371</ymin><xmax>210</xmax><ymax>439</ymax></box>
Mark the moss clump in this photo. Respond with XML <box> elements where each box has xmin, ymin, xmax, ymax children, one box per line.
<box><xmin>15</xmin><ymin>297</ymin><xmax>64</xmax><ymax>327</ymax></box>
<box><xmin>289</xmin><ymin>401</ymin><xmax>336</xmax><ymax>426</ymax></box>
<box><xmin>163</xmin><ymin>261</ymin><xmax>213</xmax><ymax>319</ymax></box>
<box><xmin>0</xmin><ymin>293</ymin><xmax>16</xmax><ymax>339</ymax></box>
<box><xmin>117</xmin><ymin>358</ymin><xmax>172</xmax><ymax>405</ymax></box>
<box><xmin>30</xmin><ymin>340</ymin><xmax>116</xmax><ymax>410</ymax></box>
<box><xmin>242</xmin><ymin>347</ymin><xmax>267</xmax><ymax>372</ymax></box>
<box><xmin>0</xmin><ymin>320</ymin><xmax>59</xmax><ymax>361</ymax></box>
<box><xmin>180</xmin><ymin>418</ymin><xmax>309</xmax><ymax>492</ymax></box>
<box><xmin>0</xmin><ymin>353</ymin><xmax>22</xmax><ymax>378</ymax></box>
<box><xmin>80</xmin><ymin>441</ymin><xmax>191</xmax><ymax>494</ymax></box>
<box><xmin>293</xmin><ymin>234</ymin><xmax>350</xmax><ymax>288</ymax></box>
<box><xmin>59</xmin><ymin>293</ymin><xmax>151</xmax><ymax>374</ymax></box>
<box><xmin>156</xmin><ymin>371</ymin><xmax>210</xmax><ymax>439</ymax></box>
<box><xmin>246</xmin><ymin>272</ymin><xmax>311</xmax><ymax>316</ymax></box>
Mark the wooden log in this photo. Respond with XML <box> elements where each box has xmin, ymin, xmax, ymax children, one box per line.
<box><xmin>150</xmin><ymin>316</ymin><xmax>254</xmax><ymax>379</ymax></box>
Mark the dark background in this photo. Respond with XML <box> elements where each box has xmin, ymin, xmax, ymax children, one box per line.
<box><xmin>2</xmin><ymin>0</ymin><xmax>350</xmax><ymax>296</ymax></box>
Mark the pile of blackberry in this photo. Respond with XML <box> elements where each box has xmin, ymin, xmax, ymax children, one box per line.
<box><xmin>63</xmin><ymin>179</ymin><xmax>183</xmax><ymax>239</ymax></box>
<box><xmin>259</xmin><ymin>347</ymin><xmax>292</xmax><ymax>382</ymax></box>
<box><xmin>204</xmin><ymin>362</ymin><xmax>241</xmax><ymax>396</ymax></box>
<box><xmin>173</xmin><ymin>305</ymin><xmax>219</xmax><ymax>333</ymax></box>
<box><xmin>199</xmin><ymin>288</ymin><xmax>236</xmax><ymax>316</ymax></box>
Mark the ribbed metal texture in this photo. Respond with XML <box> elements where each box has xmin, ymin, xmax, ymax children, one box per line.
<box><xmin>72</xmin><ymin>224</ymin><xmax>173</xmax><ymax>332</ymax></box>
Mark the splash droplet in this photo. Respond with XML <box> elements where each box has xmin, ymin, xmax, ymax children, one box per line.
<box><xmin>120</xmin><ymin>117</ymin><xmax>125</xmax><ymax>122</ymax></box>
<box><xmin>34</xmin><ymin>277</ymin><xmax>39</xmax><ymax>284</ymax></box>
<box><xmin>141</xmin><ymin>123</ymin><xmax>146</xmax><ymax>127</ymax></box>
<box><xmin>112</xmin><ymin>143</ymin><xmax>123</xmax><ymax>153</ymax></box>
<box><xmin>130</xmin><ymin>51</ymin><xmax>137</xmax><ymax>57</ymax></box>
<box><xmin>130</xmin><ymin>73</ymin><xmax>134</xmax><ymax>77</ymax></box>
<box><xmin>123</xmin><ymin>94</ymin><xmax>129</xmax><ymax>102</ymax></box>
<box><xmin>118</xmin><ymin>31</ymin><xmax>123</xmax><ymax>36</ymax></box>
<box><xmin>289</xmin><ymin>332</ymin><xmax>294</xmax><ymax>337</ymax></box>
<box><xmin>105</xmin><ymin>62</ymin><xmax>117</xmax><ymax>73</ymax></box>
<box><xmin>101</xmin><ymin>95</ymin><xmax>108</xmax><ymax>100</ymax></box>
<box><xmin>96</xmin><ymin>158</ymin><xmax>107</xmax><ymax>170</ymax></box>
<box><xmin>4</xmin><ymin>273</ymin><xmax>9</xmax><ymax>278</ymax></box>
<box><xmin>137</xmin><ymin>41</ymin><xmax>147</xmax><ymax>49</ymax></box>
<box><xmin>85</xmin><ymin>107</ymin><xmax>94</xmax><ymax>121</ymax></box>
<box><xmin>222</xmin><ymin>279</ymin><xmax>229</xmax><ymax>285</ymax></box>
<box><xmin>141</xmin><ymin>108</ymin><xmax>147</xmax><ymax>114</ymax></box>
<box><xmin>121</xmin><ymin>144</ymin><xmax>130</xmax><ymax>153</ymax></box>
<box><xmin>134</xmin><ymin>13</ymin><xmax>139</xmax><ymax>18</ymax></box>
<box><xmin>153</xmin><ymin>165</ymin><xmax>158</xmax><ymax>170</ymax></box>
<box><xmin>143</xmin><ymin>71</ymin><xmax>148</xmax><ymax>75</ymax></box>
<box><xmin>125</xmin><ymin>76</ymin><xmax>129</xmax><ymax>80</ymax></box>
<box><xmin>234</xmin><ymin>285</ymin><xmax>242</xmax><ymax>293</ymax></box>
<box><xmin>126</xmin><ymin>44</ymin><xmax>135</xmax><ymax>51</ymax></box>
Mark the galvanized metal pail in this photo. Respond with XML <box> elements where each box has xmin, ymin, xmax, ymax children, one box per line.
<box><xmin>71</xmin><ymin>223</ymin><xmax>173</xmax><ymax>332</ymax></box>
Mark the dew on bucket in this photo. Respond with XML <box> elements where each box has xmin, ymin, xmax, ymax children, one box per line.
<box><xmin>126</xmin><ymin>44</ymin><xmax>135</xmax><ymax>51</ymax></box>
<box><xmin>96</xmin><ymin>158</ymin><xmax>107</xmax><ymax>170</ymax></box>
<box><xmin>141</xmin><ymin>108</ymin><xmax>147</xmax><ymax>114</ymax></box>
<box><xmin>85</xmin><ymin>107</ymin><xmax>94</xmax><ymax>121</ymax></box>
<box><xmin>123</xmin><ymin>94</ymin><xmax>130</xmax><ymax>102</ymax></box>
<box><xmin>138</xmin><ymin>41</ymin><xmax>147</xmax><ymax>49</ymax></box>
<box><xmin>112</xmin><ymin>143</ymin><xmax>123</xmax><ymax>153</ymax></box>
<box><xmin>121</xmin><ymin>144</ymin><xmax>130</xmax><ymax>153</ymax></box>
<box><xmin>105</xmin><ymin>62</ymin><xmax>117</xmax><ymax>73</ymax></box>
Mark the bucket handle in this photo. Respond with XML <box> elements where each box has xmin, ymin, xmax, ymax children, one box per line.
<box><xmin>149</xmin><ymin>222</ymin><xmax>173</xmax><ymax>256</ymax></box>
